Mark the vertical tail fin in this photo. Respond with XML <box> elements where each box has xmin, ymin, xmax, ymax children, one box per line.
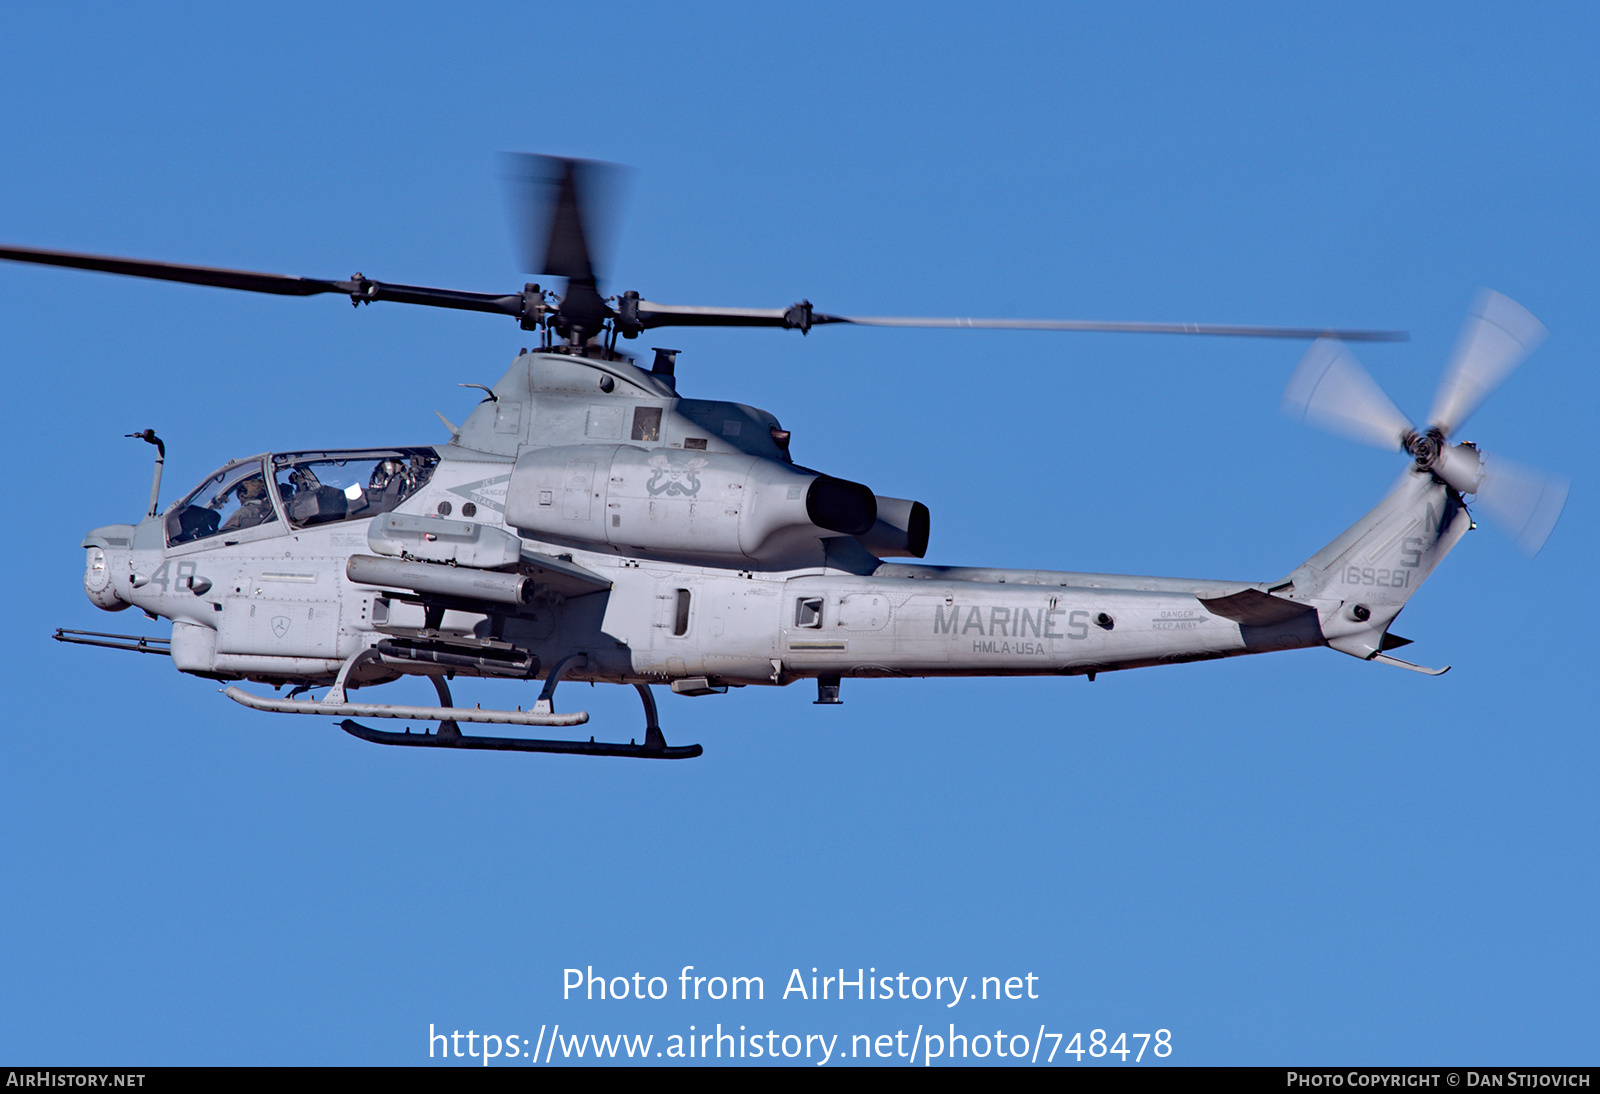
<box><xmin>1276</xmin><ymin>469</ymin><xmax>1472</xmax><ymax>661</ymax></box>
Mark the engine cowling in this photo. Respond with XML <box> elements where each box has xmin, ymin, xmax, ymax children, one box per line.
<box><xmin>857</xmin><ymin>495</ymin><xmax>931</xmax><ymax>558</ymax></box>
<box><xmin>504</xmin><ymin>444</ymin><xmax>876</xmax><ymax>566</ymax></box>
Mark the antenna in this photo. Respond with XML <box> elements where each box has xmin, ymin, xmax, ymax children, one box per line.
<box><xmin>126</xmin><ymin>429</ymin><xmax>165</xmax><ymax>517</ymax></box>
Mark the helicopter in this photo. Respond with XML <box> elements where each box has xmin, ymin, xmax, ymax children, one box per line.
<box><xmin>8</xmin><ymin>155</ymin><xmax>1567</xmax><ymax>760</ymax></box>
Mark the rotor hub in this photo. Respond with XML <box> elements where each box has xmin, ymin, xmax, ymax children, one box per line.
<box><xmin>1404</xmin><ymin>428</ymin><xmax>1445</xmax><ymax>470</ymax></box>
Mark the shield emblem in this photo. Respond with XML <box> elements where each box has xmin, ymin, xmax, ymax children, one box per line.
<box><xmin>271</xmin><ymin>616</ymin><xmax>291</xmax><ymax>638</ymax></box>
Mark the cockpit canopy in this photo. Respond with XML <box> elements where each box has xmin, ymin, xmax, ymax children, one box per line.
<box><xmin>271</xmin><ymin>449</ymin><xmax>438</xmax><ymax>528</ymax></box>
<box><xmin>165</xmin><ymin>448</ymin><xmax>438</xmax><ymax>546</ymax></box>
<box><xmin>165</xmin><ymin>459</ymin><xmax>277</xmax><ymax>545</ymax></box>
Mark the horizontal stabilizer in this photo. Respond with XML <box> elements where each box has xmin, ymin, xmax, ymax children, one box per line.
<box><xmin>1197</xmin><ymin>589</ymin><xmax>1316</xmax><ymax>627</ymax></box>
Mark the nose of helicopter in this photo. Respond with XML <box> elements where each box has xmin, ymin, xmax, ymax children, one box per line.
<box><xmin>81</xmin><ymin>524</ymin><xmax>137</xmax><ymax>612</ymax></box>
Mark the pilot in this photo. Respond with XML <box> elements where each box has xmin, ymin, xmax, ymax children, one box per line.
<box><xmin>368</xmin><ymin>458</ymin><xmax>406</xmax><ymax>492</ymax></box>
<box><xmin>363</xmin><ymin>458</ymin><xmax>409</xmax><ymax>514</ymax></box>
<box><xmin>220</xmin><ymin>475</ymin><xmax>275</xmax><ymax>532</ymax></box>
<box><xmin>405</xmin><ymin>453</ymin><xmax>433</xmax><ymax>490</ymax></box>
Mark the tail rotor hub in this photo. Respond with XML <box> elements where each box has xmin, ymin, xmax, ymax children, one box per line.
<box><xmin>1403</xmin><ymin>428</ymin><xmax>1445</xmax><ymax>470</ymax></box>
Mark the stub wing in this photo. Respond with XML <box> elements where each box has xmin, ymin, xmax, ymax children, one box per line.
<box><xmin>521</xmin><ymin>549</ymin><xmax>611</xmax><ymax>599</ymax></box>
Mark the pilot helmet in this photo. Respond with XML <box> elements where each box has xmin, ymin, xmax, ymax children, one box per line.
<box><xmin>370</xmin><ymin>458</ymin><xmax>405</xmax><ymax>488</ymax></box>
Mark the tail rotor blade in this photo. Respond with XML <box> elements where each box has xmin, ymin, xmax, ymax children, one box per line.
<box><xmin>1472</xmin><ymin>452</ymin><xmax>1569</xmax><ymax>556</ymax></box>
<box><xmin>1283</xmin><ymin>338</ymin><xmax>1414</xmax><ymax>451</ymax></box>
<box><xmin>1428</xmin><ymin>290</ymin><xmax>1547</xmax><ymax>437</ymax></box>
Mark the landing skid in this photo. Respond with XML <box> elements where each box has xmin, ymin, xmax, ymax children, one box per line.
<box><xmin>226</xmin><ymin>648</ymin><xmax>702</xmax><ymax>759</ymax></box>
<box><xmin>336</xmin><ymin>684</ymin><xmax>700</xmax><ymax>759</ymax></box>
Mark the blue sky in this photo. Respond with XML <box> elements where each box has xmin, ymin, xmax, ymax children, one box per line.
<box><xmin>1</xmin><ymin>2</ymin><xmax>1595</xmax><ymax>1066</ymax></box>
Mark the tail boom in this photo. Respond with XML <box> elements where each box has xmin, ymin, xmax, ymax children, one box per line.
<box><xmin>764</xmin><ymin>470</ymin><xmax>1470</xmax><ymax>683</ymax></box>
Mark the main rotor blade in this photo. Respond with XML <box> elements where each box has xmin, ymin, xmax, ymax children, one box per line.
<box><xmin>631</xmin><ymin>299</ymin><xmax>1410</xmax><ymax>341</ymax></box>
<box><xmin>0</xmin><ymin>243</ymin><xmax>347</xmax><ymax>296</ymax></box>
<box><xmin>0</xmin><ymin>244</ymin><xmax>526</xmax><ymax>318</ymax></box>
<box><xmin>1</xmin><ymin>242</ymin><xmax>1412</xmax><ymax>346</ymax></box>
<box><xmin>821</xmin><ymin>316</ymin><xmax>1410</xmax><ymax>341</ymax></box>
<box><xmin>1472</xmin><ymin>452</ymin><xmax>1568</xmax><ymax>556</ymax></box>
<box><xmin>1428</xmin><ymin>290</ymin><xmax>1547</xmax><ymax>437</ymax></box>
<box><xmin>500</xmin><ymin>154</ymin><xmax>627</xmax><ymax>287</ymax></box>
<box><xmin>1282</xmin><ymin>337</ymin><xmax>1414</xmax><ymax>450</ymax></box>
<box><xmin>635</xmin><ymin>302</ymin><xmax>800</xmax><ymax>329</ymax></box>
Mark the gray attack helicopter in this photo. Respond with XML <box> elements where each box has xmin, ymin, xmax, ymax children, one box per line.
<box><xmin>10</xmin><ymin>155</ymin><xmax>1566</xmax><ymax>759</ymax></box>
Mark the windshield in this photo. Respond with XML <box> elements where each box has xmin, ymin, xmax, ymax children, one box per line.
<box><xmin>271</xmin><ymin>448</ymin><xmax>438</xmax><ymax>528</ymax></box>
<box><xmin>166</xmin><ymin>458</ymin><xmax>279</xmax><ymax>545</ymax></box>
